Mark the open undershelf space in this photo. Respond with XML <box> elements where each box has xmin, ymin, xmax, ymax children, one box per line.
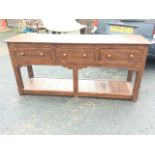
<box><xmin>24</xmin><ymin>78</ymin><xmax>132</xmax><ymax>97</ymax></box>
<box><xmin>24</xmin><ymin>78</ymin><xmax>73</xmax><ymax>92</ymax></box>
<box><xmin>79</xmin><ymin>79</ymin><xmax>132</xmax><ymax>95</ymax></box>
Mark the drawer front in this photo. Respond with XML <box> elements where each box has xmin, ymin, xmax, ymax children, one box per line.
<box><xmin>13</xmin><ymin>47</ymin><xmax>55</xmax><ymax>64</ymax></box>
<box><xmin>98</xmin><ymin>49</ymin><xmax>142</xmax><ymax>68</ymax></box>
<box><xmin>56</xmin><ymin>48</ymin><xmax>95</xmax><ymax>63</ymax></box>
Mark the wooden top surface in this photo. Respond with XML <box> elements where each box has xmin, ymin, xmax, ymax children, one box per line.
<box><xmin>5</xmin><ymin>33</ymin><xmax>150</xmax><ymax>45</ymax></box>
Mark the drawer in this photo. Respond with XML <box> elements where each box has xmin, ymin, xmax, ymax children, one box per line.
<box><xmin>13</xmin><ymin>47</ymin><xmax>55</xmax><ymax>64</ymax></box>
<box><xmin>56</xmin><ymin>48</ymin><xmax>95</xmax><ymax>63</ymax></box>
<box><xmin>98</xmin><ymin>49</ymin><xmax>142</xmax><ymax>68</ymax></box>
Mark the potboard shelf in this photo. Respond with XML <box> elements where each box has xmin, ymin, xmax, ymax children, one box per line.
<box><xmin>23</xmin><ymin>77</ymin><xmax>132</xmax><ymax>98</ymax></box>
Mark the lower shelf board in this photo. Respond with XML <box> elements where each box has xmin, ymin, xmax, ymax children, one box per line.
<box><xmin>24</xmin><ymin>78</ymin><xmax>73</xmax><ymax>96</ymax></box>
<box><xmin>24</xmin><ymin>78</ymin><xmax>132</xmax><ymax>98</ymax></box>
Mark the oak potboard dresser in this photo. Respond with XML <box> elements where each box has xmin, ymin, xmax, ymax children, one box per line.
<box><xmin>6</xmin><ymin>34</ymin><xmax>150</xmax><ymax>101</ymax></box>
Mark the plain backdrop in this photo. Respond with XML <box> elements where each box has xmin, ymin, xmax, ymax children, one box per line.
<box><xmin>0</xmin><ymin>0</ymin><xmax>155</xmax><ymax>155</ymax></box>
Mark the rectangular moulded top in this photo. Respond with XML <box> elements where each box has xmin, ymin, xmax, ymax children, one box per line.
<box><xmin>5</xmin><ymin>33</ymin><xmax>150</xmax><ymax>45</ymax></box>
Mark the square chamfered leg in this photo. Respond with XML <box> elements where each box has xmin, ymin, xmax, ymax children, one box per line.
<box><xmin>127</xmin><ymin>70</ymin><xmax>133</xmax><ymax>82</ymax></box>
<box><xmin>73</xmin><ymin>66</ymin><xmax>79</xmax><ymax>97</ymax></box>
<box><xmin>13</xmin><ymin>66</ymin><xmax>24</xmax><ymax>95</ymax></box>
<box><xmin>27</xmin><ymin>65</ymin><xmax>34</xmax><ymax>78</ymax></box>
<box><xmin>132</xmin><ymin>71</ymin><xmax>144</xmax><ymax>102</ymax></box>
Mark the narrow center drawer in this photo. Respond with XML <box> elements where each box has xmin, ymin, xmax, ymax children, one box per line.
<box><xmin>56</xmin><ymin>48</ymin><xmax>95</xmax><ymax>63</ymax></box>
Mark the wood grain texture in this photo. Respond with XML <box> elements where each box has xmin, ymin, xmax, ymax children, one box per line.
<box><xmin>79</xmin><ymin>79</ymin><xmax>132</xmax><ymax>95</ymax></box>
<box><xmin>73</xmin><ymin>66</ymin><xmax>78</xmax><ymax>96</ymax></box>
<box><xmin>27</xmin><ymin>65</ymin><xmax>34</xmax><ymax>78</ymax></box>
<box><xmin>6</xmin><ymin>33</ymin><xmax>150</xmax><ymax>44</ymax></box>
<box><xmin>24</xmin><ymin>78</ymin><xmax>132</xmax><ymax>99</ymax></box>
<box><xmin>127</xmin><ymin>70</ymin><xmax>133</xmax><ymax>82</ymax></box>
<box><xmin>25</xmin><ymin>78</ymin><xmax>73</xmax><ymax>92</ymax></box>
<box><xmin>7</xmin><ymin>34</ymin><xmax>150</xmax><ymax>101</ymax></box>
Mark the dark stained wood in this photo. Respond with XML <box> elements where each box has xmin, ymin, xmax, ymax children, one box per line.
<box><xmin>73</xmin><ymin>66</ymin><xmax>78</xmax><ymax>96</ymax></box>
<box><xmin>132</xmin><ymin>46</ymin><xmax>148</xmax><ymax>101</ymax></box>
<box><xmin>27</xmin><ymin>65</ymin><xmax>34</xmax><ymax>78</ymax></box>
<box><xmin>127</xmin><ymin>70</ymin><xmax>133</xmax><ymax>82</ymax></box>
<box><xmin>6</xmin><ymin>34</ymin><xmax>150</xmax><ymax>101</ymax></box>
<box><xmin>13</xmin><ymin>46</ymin><xmax>55</xmax><ymax>65</ymax></box>
<box><xmin>98</xmin><ymin>49</ymin><xmax>142</xmax><ymax>70</ymax></box>
<box><xmin>132</xmin><ymin>72</ymin><xmax>143</xmax><ymax>101</ymax></box>
<box><xmin>56</xmin><ymin>48</ymin><xmax>95</xmax><ymax>64</ymax></box>
<box><xmin>12</xmin><ymin>67</ymin><xmax>24</xmax><ymax>95</ymax></box>
<box><xmin>7</xmin><ymin>43</ymin><xmax>24</xmax><ymax>95</ymax></box>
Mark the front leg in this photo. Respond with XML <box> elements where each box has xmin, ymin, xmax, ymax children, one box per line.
<box><xmin>132</xmin><ymin>71</ymin><xmax>143</xmax><ymax>102</ymax></box>
<box><xmin>13</xmin><ymin>66</ymin><xmax>24</xmax><ymax>95</ymax></box>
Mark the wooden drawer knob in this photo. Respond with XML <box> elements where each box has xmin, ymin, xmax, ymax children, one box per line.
<box><xmin>83</xmin><ymin>53</ymin><xmax>87</xmax><ymax>57</ymax></box>
<box><xmin>129</xmin><ymin>54</ymin><xmax>134</xmax><ymax>58</ymax></box>
<box><xmin>107</xmin><ymin>54</ymin><xmax>112</xmax><ymax>58</ymax></box>
<box><xmin>63</xmin><ymin>53</ymin><xmax>67</xmax><ymax>57</ymax></box>
<box><xmin>40</xmin><ymin>52</ymin><xmax>44</xmax><ymax>56</ymax></box>
<box><xmin>20</xmin><ymin>52</ymin><xmax>25</xmax><ymax>56</ymax></box>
